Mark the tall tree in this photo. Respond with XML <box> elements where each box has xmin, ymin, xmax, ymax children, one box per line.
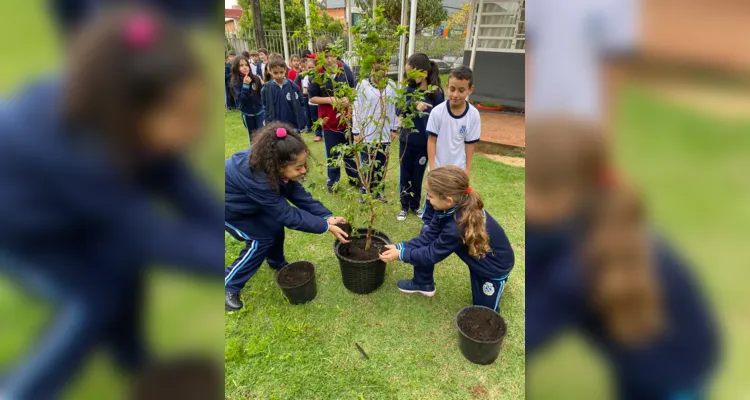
<box><xmin>250</xmin><ymin>0</ymin><xmax>265</xmax><ymax>47</ymax></box>
<box><xmin>237</xmin><ymin>0</ymin><xmax>266</xmax><ymax>47</ymax></box>
<box><xmin>353</xmin><ymin>0</ymin><xmax>447</xmax><ymax>34</ymax></box>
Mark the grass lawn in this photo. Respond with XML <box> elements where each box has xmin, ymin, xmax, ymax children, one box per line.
<box><xmin>527</xmin><ymin>86</ymin><xmax>750</xmax><ymax>398</ymax></box>
<box><xmin>224</xmin><ymin>111</ymin><xmax>526</xmax><ymax>399</ymax></box>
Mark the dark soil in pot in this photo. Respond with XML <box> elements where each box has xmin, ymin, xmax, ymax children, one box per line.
<box><xmin>275</xmin><ymin>261</ymin><xmax>317</xmax><ymax>305</ymax></box>
<box><xmin>333</xmin><ymin>228</ymin><xmax>391</xmax><ymax>294</ymax></box>
<box><xmin>455</xmin><ymin>305</ymin><xmax>507</xmax><ymax>365</ymax></box>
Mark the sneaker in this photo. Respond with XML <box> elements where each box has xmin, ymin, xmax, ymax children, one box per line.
<box><xmin>414</xmin><ymin>208</ymin><xmax>424</xmax><ymax>219</ymax></box>
<box><xmin>397</xmin><ymin>279</ymin><xmax>436</xmax><ymax>297</ymax></box>
<box><xmin>225</xmin><ymin>291</ymin><xmax>243</xmax><ymax>311</ymax></box>
<box><xmin>396</xmin><ymin>210</ymin><xmax>407</xmax><ymax>221</ymax></box>
<box><xmin>314</xmin><ymin>136</ymin><xmax>322</xmax><ymax>142</ymax></box>
<box><xmin>377</xmin><ymin>194</ymin><xmax>388</xmax><ymax>203</ymax></box>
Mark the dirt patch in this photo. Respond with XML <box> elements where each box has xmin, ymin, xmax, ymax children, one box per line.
<box><xmin>458</xmin><ymin>308</ymin><xmax>506</xmax><ymax>342</ymax></box>
<box><xmin>277</xmin><ymin>263</ymin><xmax>314</xmax><ymax>288</ymax></box>
<box><xmin>648</xmin><ymin>81</ymin><xmax>750</xmax><ymax>120</ymax></box>
<box><xmin>339</xmin><ymin>237</ymin><xmax>386</xmax><ymax>261</ymax></box>
<box><xmin>469</xmin><ymin>385</ymin><xmax>489</xmax><ymax>399</ymax></box>
<box><xmin>480</xmin><ymin>153</ymin><xmax>525</xmax><ymax>168</ymax></box>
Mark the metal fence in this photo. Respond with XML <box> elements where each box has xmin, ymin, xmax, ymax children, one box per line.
<box><xmin>225</xmin><ymin>30</ymin><xmax>342</xmax><ymax>57</ymax></box>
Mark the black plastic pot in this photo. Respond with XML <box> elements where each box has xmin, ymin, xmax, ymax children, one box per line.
<box><xmin>333</xmin><ymin>228</ymin><xmax>392</xmax><ymax>294</ymax></box>
<box><xmin>455</xmin><ymin>305</ymin><xmax>507</xmax><ymax>365</ymax></box>
<box><xmin>275</xmin><ymin>261</ymin><xmax>317</xmax><ymax>305</ymax></box>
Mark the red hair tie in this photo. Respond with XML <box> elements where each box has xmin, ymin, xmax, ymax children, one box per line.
<box><xmin>276</xmin><ymin>128</ymin><xmax>287</xmax><ymax>138</ymax></box>
<box><xmin>465</xmin><ymin>187</ymin><xmax>473</xmax><ymax>194</ymax></box>
<box><xmin>124</xmin><ymin>13</ymin><xmax>158</xmax><ymax>49</ymax></box>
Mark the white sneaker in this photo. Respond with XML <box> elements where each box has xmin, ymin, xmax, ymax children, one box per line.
<box><xmin>396</xmin><ymin>210</ymin><xmax>407</xmax><ymax>221</ymax></box>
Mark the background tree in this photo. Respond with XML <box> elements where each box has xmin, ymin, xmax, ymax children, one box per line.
<box><xmin>353</xmin><ymin>0</ymin><xmax>447</xmax><ymax>34</ymax></box>
<box><xmin>444</xmin><ymin>2</ymin><xmax>470</xmax><ymax>37</ymax></box>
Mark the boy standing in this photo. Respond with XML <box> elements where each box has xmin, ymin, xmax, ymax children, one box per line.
<box><xmin>256</xmin><ymin>48</ymin><xmax>269</xmax><ymax>78</ymax></box>
<box><xmin>424</xmin><ymin>66</ymin><xmax>481</xmax><ymax>222</ymax></box>
<box><xmin>308</xmin><ymin>37</ymin><xmax>359</xmax><ymax>193</ymax></box>
<box><xmin>260</xmin><ymin>57</ymin><xmax>305</xmax><ymax>131</ymax></box>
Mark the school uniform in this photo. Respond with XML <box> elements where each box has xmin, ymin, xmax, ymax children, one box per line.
<box><xmin>398</xmin><ymin>88</ymin><xmax>445</xmax><ymax>213</ymax></box>
<box><xmin>233</xmin><ymin>80</ymin><xmax>264</xmax><ymax>142</ymax></box>
<box><xmin>0</xmin><ymin>77</ymin><xmax>222</xmax><ymax>399</ymax></box>
<box><xmin>421</xmin><ymin>101</ymin><xmax>481</xmax><ymax>223</ymax></box>
<box><xmin>526</xmin><ymin>232</ymin><xmax>719</xmax><ymax>400</ymax></box>
<box><xmin>225</xmin><ymin>62</ymin><xmax>235</xmax><ymax>110</ymax></box>
<box><xmin>308</xmin><ymin>61</ymin><xmax>359</xmax><ymax>190</ymax></box>
<box><xmin>352</xmin><ymin>78</ymin><xmax>398</xmax><ymax>196</ymax></box>
<box><xmin>260</xmin><ymin>79</ymin><xmax>305</xmax><ymax>131</ymax></box>
<box><xmin>395</xmin><ymin>207</ymin><xmax>514</xmax><ymax>312</ymax></box>
<box><xmin>251</xmin><ymin>61</ymin><xmax>266</xmax><ymax>79</ymax></box>
<box><xmin>224</xmin><ymin>149</ymin><xmax>333</xmax><ymax>293</ymax></box>
<box><xmin>294</xmin><ymin>73</ymin><xmax>311</xmax><ymax>132</ymax></box>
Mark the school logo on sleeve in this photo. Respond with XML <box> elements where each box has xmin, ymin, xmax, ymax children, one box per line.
<box><xmin>482</xmin><ymin>282</ymin><xmax>495</xmax><ymax>296</ymax></box>
<box><xmin>419</xmin><ymin>156</ymin><xmax>427</xmax><ymax>165</ymax></box>
<box><xmin>458</xmin><ymin>125</ymin><xmax>468</xmax><ymax>139</ymax></box>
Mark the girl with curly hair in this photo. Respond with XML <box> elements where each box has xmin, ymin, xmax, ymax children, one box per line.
<box><xmin>224</xmin><ymin>122</ymin><xmax>350</xmax><ymax>311</ymax></box>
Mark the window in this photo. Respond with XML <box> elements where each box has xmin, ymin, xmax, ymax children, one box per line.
<box><xmin>467</xmin><ymin>0</ymin><xmax>525</xmax><ymax>53</ymax></box>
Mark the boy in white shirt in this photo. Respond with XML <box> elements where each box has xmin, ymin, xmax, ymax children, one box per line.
<box><xmin>424</xmin><ymin>66</ymin><xmax>480</xmax><ymax>221</ymax></box>
<box><xmin>352</xmin><ymin>63</ymin><xmax>399</xmax><ymax>201</ymax></box>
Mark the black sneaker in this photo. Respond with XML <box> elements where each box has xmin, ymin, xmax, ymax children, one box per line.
<box><xmin>225</xmin><ymin>291</ymin><xmax>243</xmax><ymax>311</ymax></box>
<box><xmin>397</xmin><ymin>279</ymin><xmax>436</xmax><ymax>297</ymax></box>
<box><xmin>413</xmin><ymin>208</ymin><xmax>424</xmax><ymax>219</ymax></box>
<box><xmin>396</xmin><ymin>210</ymin><xmax>407</xmax><ymax>221</ymax></box>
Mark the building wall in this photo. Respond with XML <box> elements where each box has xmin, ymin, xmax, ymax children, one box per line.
<box><xmin>225</xmin><ymin>20</ymin><xmax>238</xmax><ymax>33</ymax></box>
<box><xmin>463</xmin><ymin>50</ymin><xmax>524</xmax><ymax>108</ymax></box>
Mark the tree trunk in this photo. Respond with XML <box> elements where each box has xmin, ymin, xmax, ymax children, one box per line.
<box><xmin>250</xmin><ymin>0</ymin><xmax>266</xmax><ymax>49</ymax></box>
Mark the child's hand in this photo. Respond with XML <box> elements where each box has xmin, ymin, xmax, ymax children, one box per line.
<box><xmin>326</xmin><ymin>216</ymin><xmax>347</xmax><ymax>225</ymax></box>
<box><xmin>379</xmin><ymin>244</ymin><xmax>400</xmax><ymax>263</ymax></box>
<box><xmin>389</xmin><ymin>131</ymin><xmax>398</xmax><ymax>142</ymax></box>
<box><xmin>416</xmin><ymin>102</ymin><xmax>433</xmax><ymax>112</ymax></box>
<box><xmin>328</xmin><ymin>224</ymin><xmax>350</xmax><ymax>243</ymax></box>
<box><xmin>243</xmin><ymin>75</ymin><xmax>252</xmax><ymax>85</ymax></box>
<box><xmin>335</xmin><ymin>97</ymin><xmax>350</xmax><ymax>108</ymax></box>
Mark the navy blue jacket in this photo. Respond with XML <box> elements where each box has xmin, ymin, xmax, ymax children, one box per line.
<box><xmin>260</xmin><ymin>79</ymin><xmax>304</xmax><ymax>130</ymax></box>
<box><xmin>398</xmin><ymin>87</ymin><xmax>445</xmax><ymax>150</ymax></box>
<box><xmin>225</xmin><ymin>149</ymin><xmax>333</xmax><ymax>241</ymax></box>
<box><xmin>0</xmin><ymin>77</ymin><xmax>223</xmax><ymax>287</ymax></box>
<box><xmin>395</xmin><ymin>207</ymin><xmax>514</xmax><ymax>278</ymax></box>
<box><xmin>225</xmin><ymin>62</ymin><xmax>232</xmax><ymax>87</ymax></box>
<box><xmin>526</xmin><ymin>229</ymin><xmax>719</xmax><ymax>398</ymax></box>
<box><xmin>233</xmin><ymin>81</ymin><xmax>263</xmax><ymax>116</ymax></box>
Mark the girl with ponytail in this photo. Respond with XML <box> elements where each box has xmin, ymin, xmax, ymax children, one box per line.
<box><xmin>396</xmin><ymin>53</ymin><xmax>445</xmax><ymax>221</ymax></box>
<box><xmin>525</xmin><ymin>117</ymin><xmax>718</xmax><ymax>399</ymax></box>
<box><xmin>380</xmin><ymin>166</ymin><xmax>515</xmax><ymax>312</ymax></box>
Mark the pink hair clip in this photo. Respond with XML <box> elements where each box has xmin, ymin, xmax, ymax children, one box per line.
<box><xmin>276</xmin><ymin>128</ymin><xmax>287</xmax><ymax>138</ymax></box>
<box><xmin>124</xmin><ymin>13</ymin><xmax>158</xmax><ymax>49</ymax></box>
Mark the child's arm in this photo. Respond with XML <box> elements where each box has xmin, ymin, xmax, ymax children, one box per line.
<box><xmin>294</xmin><ymin>85</ymin><xmax>305</xmax><ymax>131</ymax></box>
<box><xmin>286</xmin><ymin>181</ymin><xmax>333</xmax><ymax>218</ymax></box>
<box><xmin>426</xmin><ymin>111</ymin><xmax>439</xmax><ymax>170</ymax></box>
<box><xmin>464</xmin><ymin>111</ymin><xmax>481</xmax><ymax>176</ymax></box>
<box><xmin>245</xmin><ymin>183</ymin><xmax>330</xmax><ymax>234</ymax></box>
<box><xmin>308</xmin><ymin>79</ymin><xmax>333</xmax><ymax>106</ymax></box>
<box><xmin>395</xmin><ymin>223</ymin><xmax>462</xmax><ymax>266</ymax></box>
<box><xmin>236</xmin><ymin>80</ymin><xmax>251</xmax><ymax>110</ymax></box>
<box><xmin>260</xmin><ymin>85</ymin><xmax>270</xmax><ymax>120</ymax></box>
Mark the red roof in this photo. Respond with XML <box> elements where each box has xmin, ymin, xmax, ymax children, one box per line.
<box><xmin>225</xmin><ymin>8</ymin><xmax>243</xmax><ymax>19</ymax></box>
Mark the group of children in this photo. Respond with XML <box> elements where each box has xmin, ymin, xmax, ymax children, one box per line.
<box><xmin>224</xmin><ymin>43</ymin><xmax>516</xmax><ymax>315</ymax></box>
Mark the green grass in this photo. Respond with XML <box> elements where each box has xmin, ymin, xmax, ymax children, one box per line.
<box><xmin>224</xmin><ymin>111</ymin><xmax>526</xmax><ymax>399</ymax></box>
<box><xmin>527</xmin><ymin>86</ymin><xmax>750</xmax><ymax>398</ymax></box>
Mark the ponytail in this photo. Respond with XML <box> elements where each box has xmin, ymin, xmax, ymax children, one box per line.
<box><xmin>458</xmin><ymin>190</ymin><xmax>491</xmax><ymax>258</ymax></box>
<box><xmin>426</xmin><ymin>166</ymin><xmax>490</xmax><ymax>258</ymax></box>
<box><xmin>406</xmin><ymin>53</ymin><xmax>443</xmax><ymax>100</ymax></box>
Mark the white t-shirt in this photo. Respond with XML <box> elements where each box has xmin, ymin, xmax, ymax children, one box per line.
<box><xmin>352</xmin><ymin>79</ymin><xmax>398</xmax><ymax>144</ymax></box>
<box><xmin>426</xmin><ymin>101</ymin><xmax>481</xmax><ymax>169</ymax></box>
<box><xmin>526</xmin><ymin>0</ymin><xmax>638</xmax><ymax>120</ymax></box>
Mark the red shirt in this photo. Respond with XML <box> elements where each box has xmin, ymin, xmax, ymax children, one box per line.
<box><xmin>287</xmin><ymin>69</ymin><xmax>298</xmax><ymax>81</ymax></box>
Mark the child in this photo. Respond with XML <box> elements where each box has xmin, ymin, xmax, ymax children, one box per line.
<box><xmin>379</xmin><ymin>166</ymin><xmax>514</xmax><ymax>311</ymax></box>
<box><xmin>294</xmin><ymin>58</ymin><xmax>314</xmax><ymax>133</ymax></box>
<box><xmin>288</xmin><ymin>54</ymin><xmax>301</xmax><ymax>81</ymax></box>
<box><xmin>249</xmin><ymin>50</ymin><xmax>262</xmax><ymax>77</ymax></box>
<box><xmin>264</xmin><ymin>52</ymin><xmax>285</xmax><ymax>82</ymax></box>
<box><xmin>225</xmin><ymin>50</ymin><xmax>236</xmax><ymax>110</ymax></box>
<box><xmin>423</xmin><ymin>65</ymin><xmax>480</xmax><ymax>224</ymax></box>
<box><xmin>240</xmin><ymin>50</ymin><xmax>250</xmax><ymax>60</ymax></box>
<box><xmin>260</xmin><ymin>57</ymin><xmax>305</xmax><ymax>131</ymax></box>
<box><xmin>308</xmin><ymin>36</ymin><xmax>359</xmax><ymax>193</ymax></box>
<box><xmin>224</xmin><ymin>123</ymin><xmax>350</xmax><ymax>310</ymax></box>
<box><xmin>0</xmin><ymin>8</ymin><xmax>222</xmax><ymax>398</ymax></box>
<box><xmin>397</xmin><ymin>53</ymin><xmax>444</xmax><ymax>221</ymax></box>
<box><xmin>525</xmin><ymin>118</ymin><xmax>718</xmax><ymax>399</ymax></box>
<box><xmin>230</xmin><ymin>56</ymin><xmax>265</xmax><ymax>142</ymax></box>
<box><xmin>352</xmin><ymin>63</ymin><xmax>398</xmax><ymax>200</ymax></box>
<box><xmin>301</xmin><ymin>58</ymin><xmax>323</xmax><ymax>141</ymax></box>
